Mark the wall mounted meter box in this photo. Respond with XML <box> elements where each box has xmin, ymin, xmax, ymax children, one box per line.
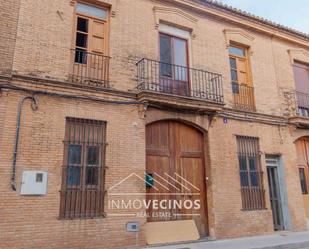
<box><xmin>126</xmin><ymin>222</ymin><xmax>140</xmax><ymax>232</ymax></box>
<box><xmin>20</xmin><ymin>170</ymin><xmax>48</xmax><ymax>195</ymax></box>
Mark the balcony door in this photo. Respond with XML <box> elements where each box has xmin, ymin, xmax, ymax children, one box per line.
<box><xmin>229</xmin><ymin>44</ymin><xmax>255</xmax><ymax>111</ymax></box>
<box><xmin>293</xmin><ymin>61</ymin><xmax>309</xmax><ymax>116</ymax></box>
<box><xmin>71</xmin><ymin>3</ymin><xmax>109</xmax><ymax>86</ymax></box>
<box><xmin>159</xmin><ymin>33</ymin><xmax>189</xmax><ymax>96</ymax></box>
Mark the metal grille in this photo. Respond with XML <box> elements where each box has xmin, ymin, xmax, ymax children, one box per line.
<box><xmin>136</xmin><ymin>58</ymin><xmax>224</xmax><ymax>103</ymax></box>
<box><xmin>296</xmin><ymin>91</ymin><xmax>309</xmax><ymax>117</ymax></box>
<box><xmin>236</xmin><ymin>136</ymin><xmax>265</xmax><ymax>210</ymax></box>
<box><xmin>69</xmin><ymin>49</ymin><xmax>110</xmax><ymax>88</ymax></box>
<box><xmin>60</xmin><ymin>117</ymin><xmax>106</xmax><ymax>219</ymax></box>
<box><xmin>232</xmin><ymin>83</ymin><xmax>256</xmax><ymax>112</ymax></box>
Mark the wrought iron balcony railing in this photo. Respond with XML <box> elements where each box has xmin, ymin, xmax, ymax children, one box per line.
<box><xmin>69</xmin><ymin>49</ymin><xmax>110</xmax><ymax>88</ymax></box>
<box><xmin>136</xmin><ymin>58</ymin><xmax>224</xmax><ymax>103</ymax></box>
<box><xmin>296</xmin><ymin>91</ymin><xmax>309</xmax><ymax>117</ymax></box>
<box><xmin>232</xmin><ymin>83</ymin><xmax>256</xmax><ymax>112</ymax></box>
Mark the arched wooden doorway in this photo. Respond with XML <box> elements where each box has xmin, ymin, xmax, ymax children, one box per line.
<box><xmin>146</xmin><ymin>120</ymin><xmax>208</xmax><ymax>236</ymax></box>
<box><xmin>295</xmin><ymin>137</ymin><xmax>309</xmax><ymax>219</ymax></box>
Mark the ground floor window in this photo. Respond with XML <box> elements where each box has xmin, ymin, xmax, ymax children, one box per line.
<box><xmin>299</xmin><ymin>168</ymin><xmax>308</xmax><ymax>195</ymax></box>
<box><xmin>60</xmin><ymin>117</ymin><xmax>106</xmax><ymax>219</ymax></box>
<box><xmin>236</xmin><ymin>136</ymin><xmax>265</xmax><ymax>210</ymax></box>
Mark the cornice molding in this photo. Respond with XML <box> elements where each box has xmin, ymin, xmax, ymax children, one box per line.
<box><xmin>223</xmin><ymin>28</ymin><xmax>255</xmax><ymax>48</ymax></box>
<box><xmin>164</xmin><ymin>0</ymin><xmax>309</xmax><ymax>48</ymax></box>
<box><xmin>153</xmin><ymin>5</ymin><xmax>198</xmax><ymax>29</ymax></box>
<box><xmin>288</xmin><ymin>49</ymin><xmax>309</xmax><ymax>64</ymax></box>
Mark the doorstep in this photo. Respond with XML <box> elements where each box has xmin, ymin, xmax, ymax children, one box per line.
<box><xmin>144</xmin><ymin>231</ymin><xmax>309</xmax><ymax>249</ymax></box>
<box><xmin>145</xmin><ymin>237</ymin><xmax>212</xmax><ymax>248</ymax></box>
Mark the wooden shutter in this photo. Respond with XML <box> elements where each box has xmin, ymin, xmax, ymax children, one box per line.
<box><xmin>71</xmin><ymin>4</ymin><xmax>109</xmax><ymax>86</ymax></box>
<box><xmin>90</xmin><ymin>19</ymin><xmax>106</xmax><ymax>54</ymax></box>
<box><xmin>293</xmin><ymin>62</ymin><xmax>309</xmax><ymax>94</ymax></box>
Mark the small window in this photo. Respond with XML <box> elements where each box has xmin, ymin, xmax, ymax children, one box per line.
<box><xmin>77</xmin><ymin>17</ymin><xmax>88</xmax><ymax>32</ymax></box>
<box><xmin>229</xmin><ymin>46</ymin><xmax>245</xmax><ymax>57</ymax></box>
<box><xmin>76</xmin><ymin>3</ymin><xmax>107</xmax><ymax>20</ymax></box>
<box><xmin>36</xmin><ymin>173</ymin><xmax>43</xmax><ymax>183</ymax></box>
<box><xmin>299</xmin><ymin>168</ymin><xmax>308</xmax><ymax>194</ymax></box>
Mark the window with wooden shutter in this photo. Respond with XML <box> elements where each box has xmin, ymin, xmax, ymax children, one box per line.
<box><xmin>236</xmin><ymin>136</ymin><xmax>265</xmax><ymax>210</ymax></box>
<box><xmin>60</xmin><ymin>118</ymin><xmax>106</xmax><ymax>219</ymax></box>
<box><xmin>70</xmin><ymin>2</ymin><xmax>109</xmax><ymax>86</ymax></box>
<box><xmin>229</xmin><ymin>44</ymin><xmax>255</xmax><ymax>111</ymax></box>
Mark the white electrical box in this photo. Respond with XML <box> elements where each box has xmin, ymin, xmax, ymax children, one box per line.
<box><xmin>20</xmin><ymin>170</ymin><xmax>48</xmax><ymax>195</ymax></box>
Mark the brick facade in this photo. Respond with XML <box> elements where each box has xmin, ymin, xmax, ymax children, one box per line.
<box><xmin>0</xmin><ymin>0</ymin><xmax>309</xmax><ymax>248</ymax></box>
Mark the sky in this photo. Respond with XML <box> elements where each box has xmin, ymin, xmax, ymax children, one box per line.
<box><xmin>219</xmin><ymin>0</ymin><xmax>309</xmax><ymax>34</ymax></box>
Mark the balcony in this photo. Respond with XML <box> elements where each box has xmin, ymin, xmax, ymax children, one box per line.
<box><xmin>289</xmin><ymin>91</ymin><xmax>309</xmax><ymax>127</ymax></box>
<box><xmin>136</xmin><ymin>58</ymin><xmax>224</xmax><ymax>111</ymax></box>
<box><xmin>68</xmin><ymin>49</ymin><xmax>110</xmax><ymax>88</ymax></box>
<box><xmin>296</xmin><ymin>91</ymin><xmax>309</xmax><ymax>117</ymax></box>
<box><xmin>232</xmin><ymin>83</ymin><xmax>256</xmax><ymax>112</ymax></box>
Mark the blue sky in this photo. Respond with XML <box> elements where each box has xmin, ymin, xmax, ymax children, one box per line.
<box><xmin>219</xmin><ymin>0</ymin><xmax>309</xmax><ymax>34</ymax></box>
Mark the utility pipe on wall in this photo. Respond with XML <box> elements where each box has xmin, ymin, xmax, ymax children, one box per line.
<box><xmin>11</xmin><ymin>96</ymin><xmax>38</xmax><ymax>191</ymax></box>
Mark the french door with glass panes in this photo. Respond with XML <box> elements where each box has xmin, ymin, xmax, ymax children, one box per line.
<box><xmin>159</xmin><ymin>33</ymin><xmax>189</xmax><ymax>96</ymax></box>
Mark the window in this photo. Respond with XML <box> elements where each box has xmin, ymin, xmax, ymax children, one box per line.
<box><xmin>236</xmin><ymin>136</ymin><xmax>265</xmax><ymax>210</ymax></box>
<box><xmin>60</xmin><ymin>118</ymin><xmax>106</xmax><ymax>219</ymax></box>
<box><xmin>74</xmin><ymin>3</ymin><xmax>108</xmax><ymax>63</ymax></box>
<box><xmin>293</xmin><ymin>61</ymin><xmax>309</xmax><ymax>116</ymax></box>
<box><xmin>159</xmin><ymin>32</ymin><xmax>189</xmax><ymax>96</ymax></box>
<box><xmin>229</xmin><ymin>44</ymin><xmax>255</xmax><ymax>111</ymax></box>
<box><xmin>299</xmin><ymin>168</ymin><xmax>308</xmax><ymax>195</ymax></box>
<box><xmin>159</xmin><ymin>33</ymin><xmax>188</xmax><ymax>81</ymax></box>
<box><xmin>229</xmin><ymin>45</ymin><xmax>251</xmax><ymax>90</ymax></box>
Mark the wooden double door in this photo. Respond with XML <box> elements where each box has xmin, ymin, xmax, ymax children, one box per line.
<box><xmin>146</xmin><ymin>121</ymin><xmax>208</xmax><ymax>236</ymax></box>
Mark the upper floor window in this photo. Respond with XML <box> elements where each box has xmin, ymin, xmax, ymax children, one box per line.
<box><xmin>70</xmin><ymin>2</ymin><xmax>110</xmax><ymax>87</ymax></box>
<box><xmin>229</xmin><ymin>44</ymin><xmax>255</xmax><ymax>111</ymax></box>
<box><xmin>293</xmin><ymin>61</ymin><xmax>309</xmax><ymax>117</ymax></box>
<box><xmin>293</xmin><ymin>61</ymin><xmax>309</xmax><ymax>93</ymax></box>
<box><xmin>229</xmin><ymin>44</ymin><xmax>251</xmax><ymax>91</ymax></box>
<box><xmin>159</xmin><ymin>33</ymin><xmax>188</xmax><ymax>79</ymax></box>
<box><xmin>74</xmin><ymin>2</ymin><xmax>108</xmax><ymax>63</ymax></box>
<box><xmin>159</xmin><ymin>32</ymin><xmax>189</xmax><ymax>96</ymax></box>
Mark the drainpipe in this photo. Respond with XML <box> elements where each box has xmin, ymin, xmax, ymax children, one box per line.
<box><xmin>11</xmin><ymin>96</ymin><xmax>38</xmax><ymax>191</ymax></box>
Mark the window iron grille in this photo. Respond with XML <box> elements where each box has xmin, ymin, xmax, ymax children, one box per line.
<box><xmin>60</xmin><ymin>117</ymin><xmax>107</xmax><ymax>219</ymax></box>
<box><xmin>236</xmin><ymin>136</ymin><xmax>265</xmax><ymax>210</ymax></box>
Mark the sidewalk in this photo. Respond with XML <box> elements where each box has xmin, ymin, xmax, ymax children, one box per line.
<box><xmin>146</xmin><ymin>231</ymin><xmax>309</xmax><ymax>249</ymax></box>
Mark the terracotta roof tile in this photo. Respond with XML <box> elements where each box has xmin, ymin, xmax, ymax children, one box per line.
<box><xmin>194</xmin><ymin>0</ymin><xmax>309</xmax><ymax>40</ymax></box>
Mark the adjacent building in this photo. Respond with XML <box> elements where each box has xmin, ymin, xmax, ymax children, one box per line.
<box><xmin>0</xmin><ymin>0</ymin><xmax>309</xmax><ymax>248</ymax></box>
